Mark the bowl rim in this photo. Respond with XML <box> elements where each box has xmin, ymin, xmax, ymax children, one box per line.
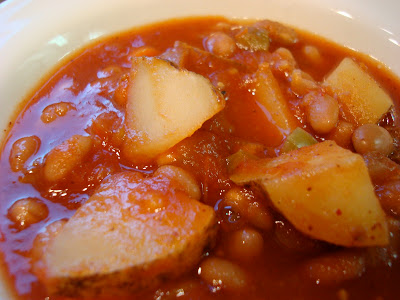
<box><xmin>0</xmin><ymin>0</ymin><xmax>399</xmax><ymax>298</ymax></box>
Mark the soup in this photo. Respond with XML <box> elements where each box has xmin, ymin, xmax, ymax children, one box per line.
<box><xmin>0</xmin><ymin>17</ymin><xmax>399</xmax><ymax>300</ymax></box>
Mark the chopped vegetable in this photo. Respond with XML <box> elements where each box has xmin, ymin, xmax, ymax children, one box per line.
<box><xmin>34</xmin><ymin>168</ymin><xmax>217</xmax><ymax>297</ymax></box>
<box><xmin>235</xmin><ymin>26</ymin><xmax>270</xmax><ymax>51</ymax></box>
<box><xmin>122</xmin><ymin>57</ymin><xmax>225</xmax><ymax>163</ymax></box>
<box><xmin>255</xmin><ymin>20</ymin><xmax>299</xmax><ymax>45</ymax></box>
<box><xmin>226</xmin><ymin>149</ymin><xmax>259</xmax><ymax>174</ymax></box>
<box><xmin>230</xmin><ymin>141</ymin><xmax>388</xmax><ymax>247</ymax></box>
<box><xmin>281</xmin><ymin>127</ymin><xmax>318</xmax><ymax>152</ymax></box>
<box><xmin>324</xmin><ymin>58</ymin><xmax>393</xmax><ymax>125</ymax></box>
<box><xmin>3</xmin><ymin>16</ymin><xmax>400</xmax><ymax>300</ymax></box>
<box><xmin>253</xmin><ymin>63</ymin><xmax>298</xmax><ymax>137</ymax></box>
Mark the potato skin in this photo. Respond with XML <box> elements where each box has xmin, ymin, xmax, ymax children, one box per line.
<box><xmin>260</xmin><ymin>141</ymin><xmax>388</xmax><ymax>247</ymax></box>
<box><xmin>36</xmin><ymin>169</ymin><xmax>217</xmax><ymax>298</ymax></box>
<box><xmin>230</xmin><ymin>141</ymin><xmax>388</xmax><ymax>247</ymax></box>
<box><xmin>48</xmin><ymin>220</ymin><xmax>217</xmax><ymax>298</ymax></box>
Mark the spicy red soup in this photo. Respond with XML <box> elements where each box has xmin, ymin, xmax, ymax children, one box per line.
<box><xmin>1</xmin><ymin>17</ymin><xmax>400</xmax><ymax>300</ymax></box>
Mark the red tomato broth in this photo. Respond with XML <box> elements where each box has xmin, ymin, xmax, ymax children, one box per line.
<box><xmin>0</xmin><ymin>16</ymin><xmax>399</xmax><ymax>300</ymax></box>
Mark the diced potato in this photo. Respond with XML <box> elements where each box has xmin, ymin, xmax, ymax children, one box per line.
<box><xmin>31</xmin><ymin>219</ymin><xmax>67</xmax><ymax>274</ymax></box>
<box><xmin>35</xmin><ymin>168</ymin><xmax>216</xmax><ymax>297</ymax></box>
<box><xmin>122</xmin><ymin>57</ymin><xmax>225</xmax><ymax>163</ymax></box>
<box><xmin>230</xmin><ymin>141</ymin><xmax>388</xmax><ymax>247</ymax></box>
<box><xmin>324</xmin><ymin>58</ymin><xmax>393</xmax><ymax>125</ymax></box>
<box><xmin>254</xmin><ymin>63</ymin><xmax>298</xmax><ymax>137</ymax></box>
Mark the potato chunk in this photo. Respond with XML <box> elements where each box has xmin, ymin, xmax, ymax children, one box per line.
<box><xmin>253</xmin><ymin>63</ymin><xmax>298</xmax><ymax>137</ymax></box>
<box><xmin>230</xmin><ymin>141</ymin><xmax>388</xmax><ymax>247</ymax></box>
<box><xmin>122</xmin><ymin>57</ymin><xmax>225</xmax><ymax>163</ymax></box>
<box><xmin>35</xmin><ymin>168</ymin><xmax>216</xmax><ymax>297</ymax></box>
<box><xmin>324</xmin><ymin>58</ymin><xmax>393</xmax><ymax>125</ymax></box>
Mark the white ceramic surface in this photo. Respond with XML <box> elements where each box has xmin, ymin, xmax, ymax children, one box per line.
<box><xmin>0</xmin><ymin>0</ymin><xmax>399</xmax><ymax>298</ymax></box>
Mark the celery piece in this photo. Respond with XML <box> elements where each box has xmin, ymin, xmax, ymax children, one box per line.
<box><xmin>227</xmin><ymin>149</ymin><xmax>257</xmax><ymax>174</ymax></box>
<box><xmin>235</xmin><ymin>27</ymin><xmax>270</xmax><ymax>51</ymax></box>
<box><xmin>281</xmin><ymin>127</ymin><xmax>317</xmax><ymax>152</ymax></box>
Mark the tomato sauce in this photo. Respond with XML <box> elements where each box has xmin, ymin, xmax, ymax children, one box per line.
<box><xmin>0</xmin><ymin>17</ymin><xmax>400</xmax><ymax>300</ymax></box>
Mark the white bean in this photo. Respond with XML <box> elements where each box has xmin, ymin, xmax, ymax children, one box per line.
<box><xmin>303</xmin><ymin>91</ymin><xmax>339</xmax><ymax>134</ymax></box>
<box><xmin>228</xmin><ymin>227</ymin><xmax>264</xmax><ymax>261</ymax></box>
<box><xmin>8</xmin><ymin>198</ymin><xmax>48</xmax><ymax>230</ymax></box>
<box><xmin>205</xmin><ymin>32</ymin><xmax>236</xmax><ymax>57</ymax></box>
<box><xmin>199</xmin><ymin>257</ymin><xmax>248</xmax><ymax>291</ymax></box>
<box><xmin>41</xmin><ymin>102</ymin><xmax>76</xmax><ymax>123</ymax></box>
<box><xmin>9</xmin><ymin>136</ymin><xmax>41</xmax><ymax>172</ymax></box>
<box><xmin>44</xmin><ymin>135</ymin><xmax>93</xmax><ymax>182</ymax></box>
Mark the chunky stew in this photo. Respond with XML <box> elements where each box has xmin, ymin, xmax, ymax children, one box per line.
<box><xmin>1</xmin><ymin>17</ymin><xmax>400</xmax><ymax>300</ymax></box>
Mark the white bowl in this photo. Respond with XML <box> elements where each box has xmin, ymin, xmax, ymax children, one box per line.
<box><xmin>0</xmin><ymin>0</ymin><xmax>399</xmax><ymax>298</ymax></box>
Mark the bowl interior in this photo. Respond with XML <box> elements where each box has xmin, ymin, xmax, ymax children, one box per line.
<box><xmin>0</xmin><ymin>0</ymin><xmax>399</xmax><ymax>298</ymax></box>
